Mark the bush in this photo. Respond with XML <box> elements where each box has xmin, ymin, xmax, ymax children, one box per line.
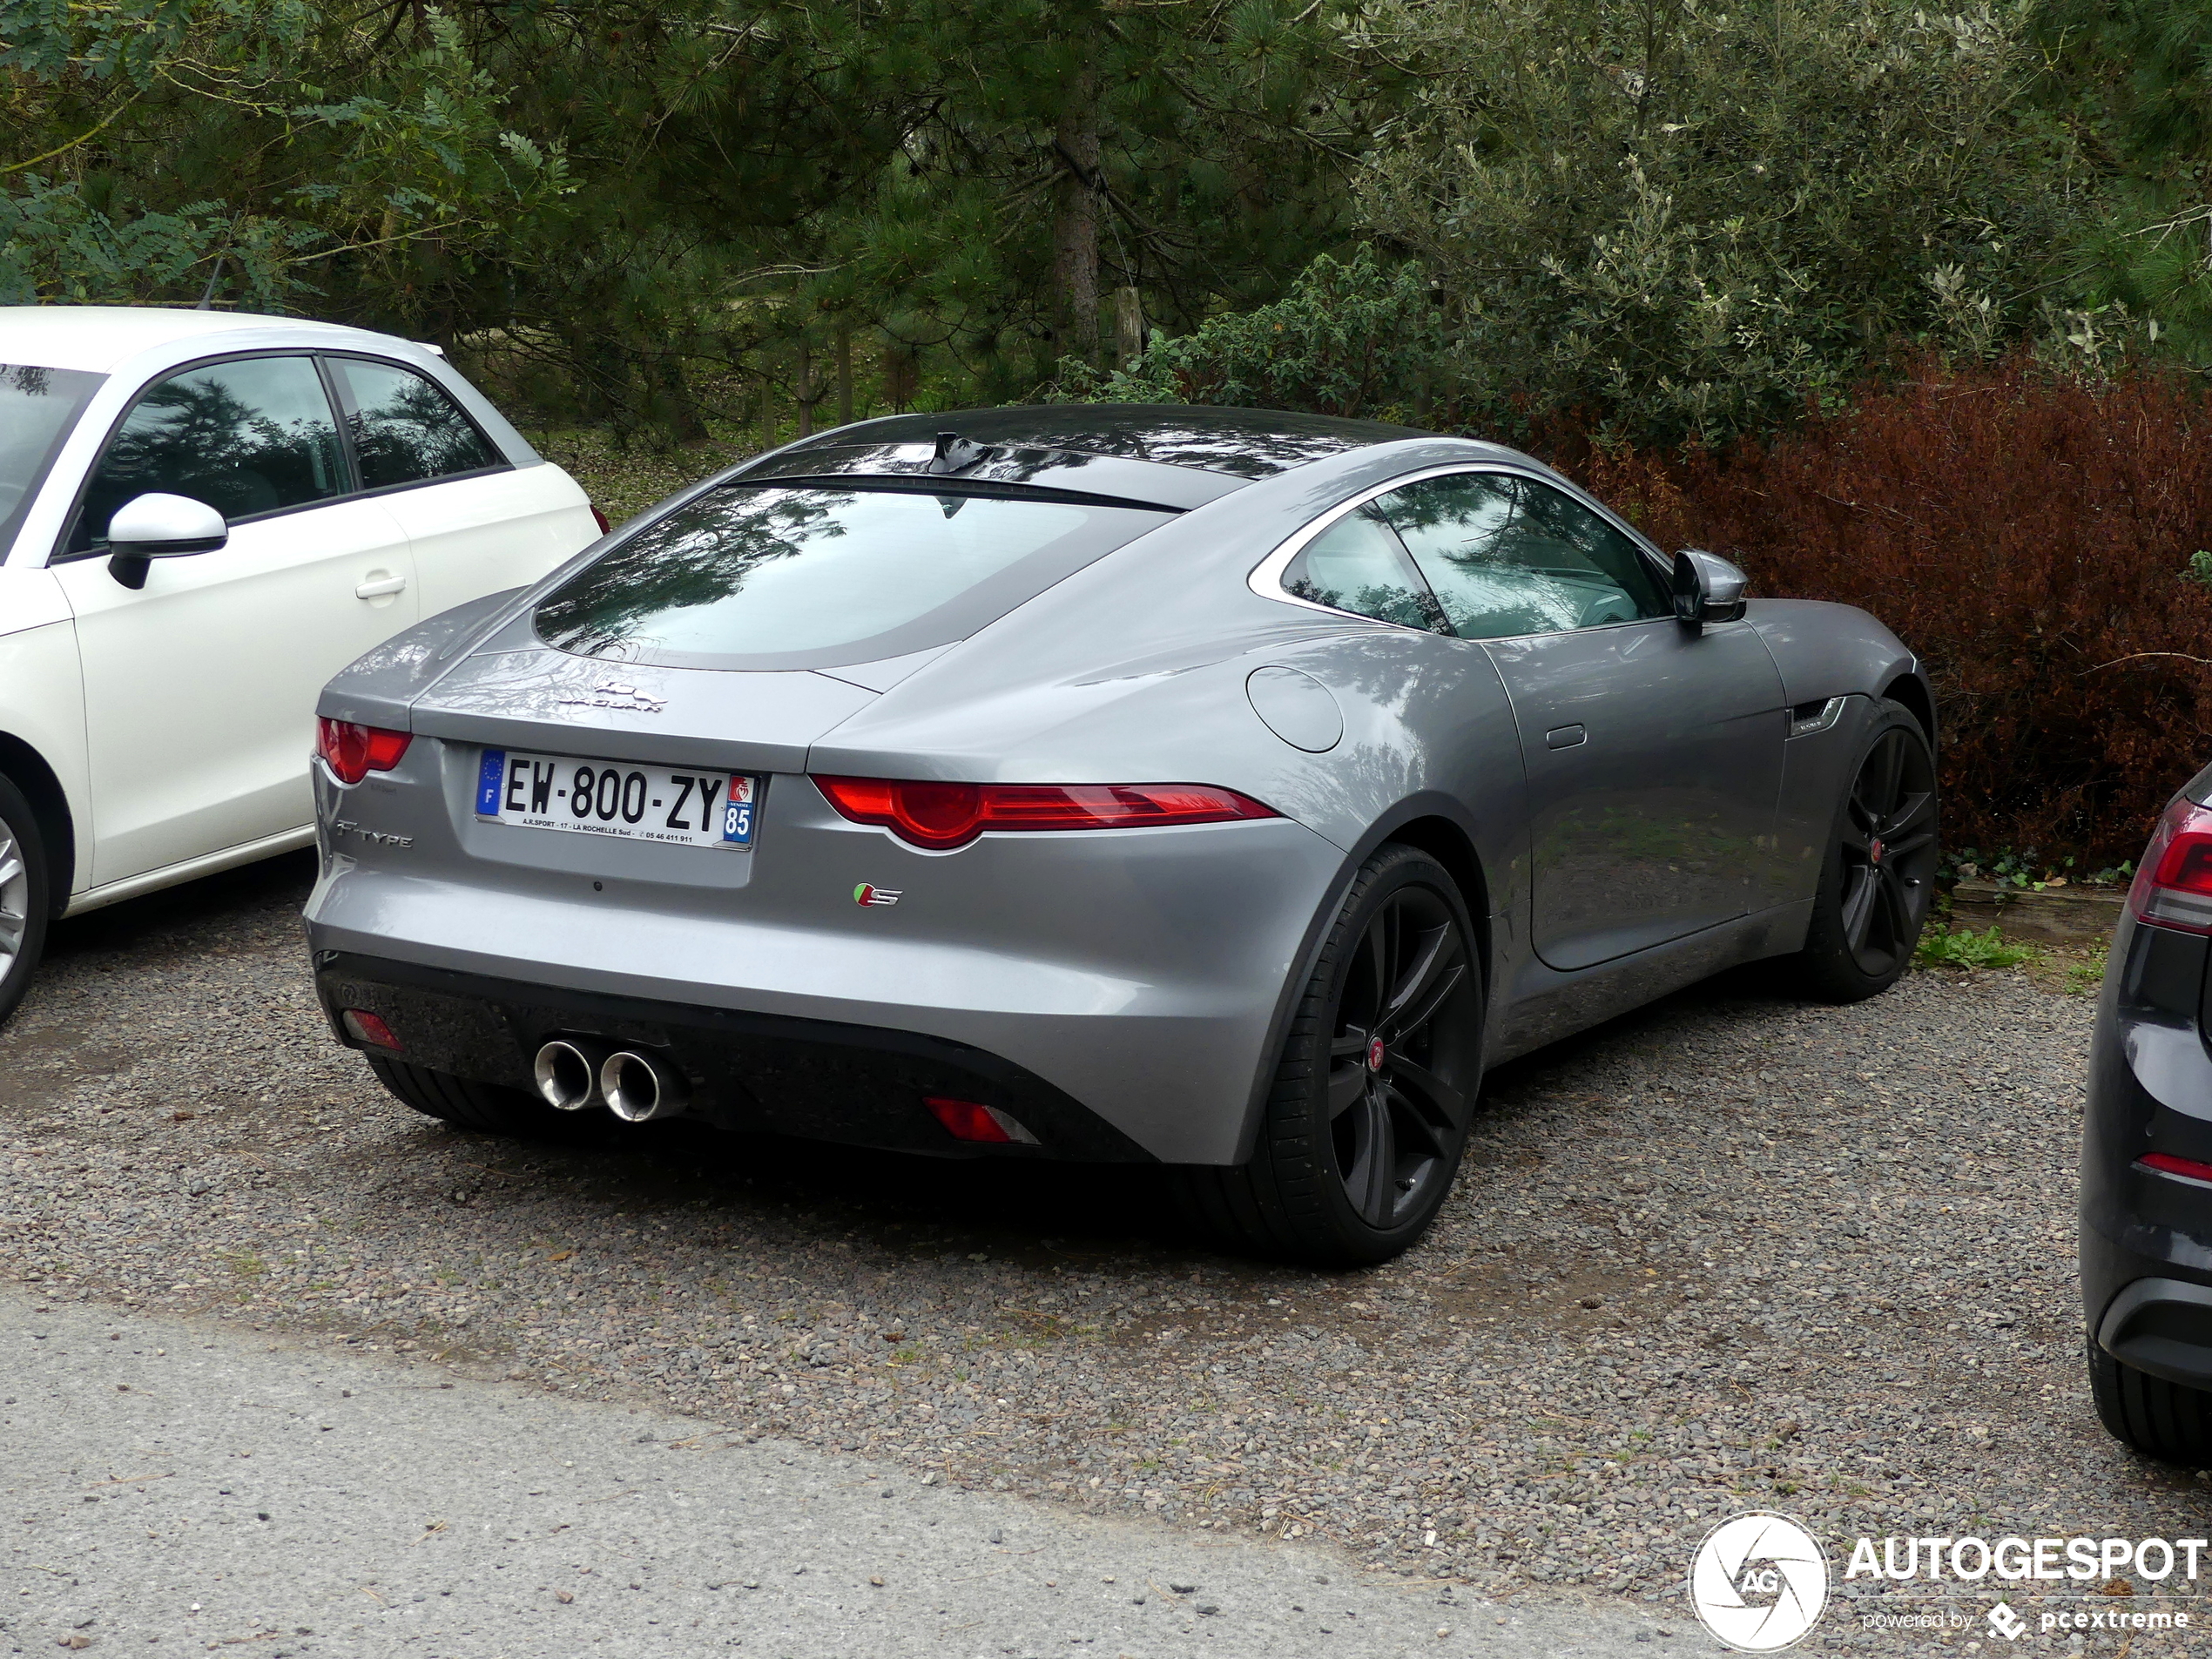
<box><xmin>1053</xmin><ymin>246</ymin><xmax>1448</xmax><ymax>420</ymax></box>
<box><xmin>1577</xmin><ymin>357</ymin><xmax>2212</xmax><ymax>867</ymax></box>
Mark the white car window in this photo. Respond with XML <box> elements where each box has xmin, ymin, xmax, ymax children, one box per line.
<box><xmin>71</xmin><ymin>354</ymin><xmax>344</xmax><ymax>551</ymax></box>
<box><xmin>1</xmin><ymin>364</ymin><xmax>105</xmax><ymax>550</ymax></box>
<box><xmin>330</xmin><ymin>357</ymin><xmax>502</xmax><ymax>489</ymax></box>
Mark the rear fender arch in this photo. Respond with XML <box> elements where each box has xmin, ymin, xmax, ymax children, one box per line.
<box><xmin>1227</xmin><ymin>797</ymin><xmax>1495</xmax><ymax>1165</ymax></box>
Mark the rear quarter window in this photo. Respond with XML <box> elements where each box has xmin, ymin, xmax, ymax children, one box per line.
<box><xmin>533</xmin><ymin>482</ymin><xmax>1177</xmax><ymax>671</ymax></box>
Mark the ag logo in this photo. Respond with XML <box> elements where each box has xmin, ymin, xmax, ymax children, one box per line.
<box><xmin>1689</xmin><ymin>1513</ymin><xmax>1829</xmax><ymax>1652</ymax></box>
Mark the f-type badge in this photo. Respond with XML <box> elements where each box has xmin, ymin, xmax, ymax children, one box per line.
<box><xmin>853</xmin><ymin>883</ymin><xmax>902</xmax><ymax>907</ymax></box>
<box><xmin>557</xmin><ymin>679</ymin><xmax>668</xmax><ymax>713</ymax></box>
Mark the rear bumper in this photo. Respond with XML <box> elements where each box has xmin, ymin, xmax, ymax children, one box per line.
<box><xmin>302</xmin><ymin>755</ymin><xmax>1352</xmax><ymax>1163</ymax></box>
<box><xmin>2082</xmin><ymin>910</ymin><xmax>2212</xmax><ymax>1385</ymax></box>
<box><xmin>314</xmin><ymin>951</ymin><xmax>1157</xmax><ymax>1160</ymax></box>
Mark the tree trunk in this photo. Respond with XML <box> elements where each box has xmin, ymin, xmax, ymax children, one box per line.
<box><xmin>795</xmin><ymin>337</ymin><xmax>814</xmax><ymax>438</ymax></box>
<box><xmin>1052</xmin><ymin>57</ymin><xmax>1102</xmax><ymax>365</ymax></box>
<box><xmin>835</xmin><ymin>326</ymin><xmax>854</xmax><ymax>425</ymax></box>
<box><xmin>1112</xmin><ymin>287</ymin><xmax>1145</xmax><ymax>368</ymax></box>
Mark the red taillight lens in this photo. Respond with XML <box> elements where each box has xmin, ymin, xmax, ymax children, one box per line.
<box><xmin>924</xmin><ymin>1096</ymin><xmax>1014</xmax><ymax>1143</ymax></box>
<box><xmin>316</xmin><ymin>718</ymin><xmax>412</xmax><ymax>786</ymax></box>
<box><xmin>341</xmin><ymin>1008</ymin><xmax>402</xmax><ymax>1051</ymax></box>
<box><xmin>2141</xmin><ymin>1151</ymin><xmax>2212</xmax><ymax>1183</ymax></box>
<box><xmin>813</xmin><ymin>777</ymin><xmax>1277</xmax><ymax>851</ymax></box>
<box><xmin>590</xmin><ymin>505</ymin><xmax>610</xmax><ymax>535</ymax></box>
<box><xmin>2128</xmin><ymin>798</ymin><xmax>2212</xmax><ymax>934</ymax></box>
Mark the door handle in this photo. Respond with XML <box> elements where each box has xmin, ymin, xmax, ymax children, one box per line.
<box><xmin>354</xmin><ymin>573</ymin><xmax>408</xmax><ymax>599</ymax></box>
<box><xmin>1545</xmin><ymin>724</ymin><xmax>1587</xmax><ymax>750</ymax></box>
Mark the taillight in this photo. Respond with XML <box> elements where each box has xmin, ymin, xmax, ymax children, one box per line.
<box><xmin>2127</xmin><ymin>797</ymin><xmax>2212</xmax><ymax>934</ymax></box>
<box><xmin>590</xmin><ymin>505</ymin><xmax>610</xmax><ymax>535</ymax></box>
<box><xmin>2141</xmin><ymin>1151</ymin><xmax>2212</xmax><ymax>1183</ymax></box>
<box><xmin>316</xmin><ymin>718</ymin><xmax>412</xmax><ymax>786</ymax></box>
<box><xmin>813</xmin><ymin>777</ymin><xmax>1278</xmax><ymax>851</ymax></box>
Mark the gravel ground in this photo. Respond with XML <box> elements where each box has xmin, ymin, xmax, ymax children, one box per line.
<box><xmin>2</xmin><ymin>853</ymin><xmax>2201</xmax><ymax>1653</ymax></box>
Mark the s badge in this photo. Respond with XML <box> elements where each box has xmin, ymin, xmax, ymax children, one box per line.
<box><xmin>854</xmin><ymin>883</ymin><xmax>902</xmax><ymax>907</ymax></box>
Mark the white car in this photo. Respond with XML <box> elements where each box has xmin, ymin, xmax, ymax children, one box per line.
<box><xmin>0</xmin><ymin>306</ymin><xmax>604</xmax><ymax>1020</ymax></box>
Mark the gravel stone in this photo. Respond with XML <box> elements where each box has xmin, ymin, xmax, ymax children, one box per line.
<box><xmin>0</xmin><ymin>853</ymin><xmax>2188</xmax><ymax>1650</ymax></box>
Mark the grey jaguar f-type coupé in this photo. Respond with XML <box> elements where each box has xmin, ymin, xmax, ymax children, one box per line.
<box><xmin>304</xmin><ymin>407</ymin><xmax>1937</xmax><ymax>1264</ymax></box>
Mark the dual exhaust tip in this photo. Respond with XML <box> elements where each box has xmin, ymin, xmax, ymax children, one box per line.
<box><xmin>533</xmin><ymin>1038</ymin><xmax>687</xmax><ymax>1123</ymax></box>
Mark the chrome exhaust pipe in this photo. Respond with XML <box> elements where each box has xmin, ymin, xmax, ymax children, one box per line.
<box><xmin>600</xmin><ymin>1049</ymin><xmax>687</xmax><ymax>1124</ymax></box>
<box><xmin>534</xmin><ymin>1038</ymin><xmax>610</xmax><ymax>1111</ymax></box>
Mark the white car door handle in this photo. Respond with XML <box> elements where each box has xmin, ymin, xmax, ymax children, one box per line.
<box><xmin>354</xmin><ymin>573</ymin><xmax>408</xmax><ymax>599</ymax></box>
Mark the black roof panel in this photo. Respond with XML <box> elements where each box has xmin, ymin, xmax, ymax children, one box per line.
<box><xmin>775</xmin><ymin>404</ymin><xmax>1427</xmax><ymax>482</ymax></box>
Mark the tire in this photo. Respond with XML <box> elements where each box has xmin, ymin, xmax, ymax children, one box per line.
<box><xmin>1174</xmin><ymin>845</ymin><xmax>1484</xmax><ymax>1268</ymax></box>
<box><xmin>1794</xmin><ymin>698</ymin><xmax>1939</xmax><ymax>1003</ymax></box>
<box><xmin>0</xmin><ymin>773</ymin><xmax>53</xmax><ymax>1031</ymax></box>
<box><xmin>366</xmin><ymin>1053</ymin><xmax>610</xmax><ymax>1142</ymax></box>
<box><xmin>2087</xmin><ymin>1331</ymin><xmax>2212</xmax><ymax>1465</ymax></box>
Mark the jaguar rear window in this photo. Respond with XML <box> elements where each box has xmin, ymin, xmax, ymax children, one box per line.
<box><xmin>534</xmin><ymin>482</ymin><xmax>1177</xmax><ymax>671</ymax></box>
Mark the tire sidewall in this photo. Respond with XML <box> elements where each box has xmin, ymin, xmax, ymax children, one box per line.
<box><xmin>1282</xmin><ymin>846</ymin><xmax>1483</xmax><ymax>1263</ymax></box>
<box><xmin>0</xmin><ymin>773</ymin><xmax>51</xmax><ymax>1028</ymax></box>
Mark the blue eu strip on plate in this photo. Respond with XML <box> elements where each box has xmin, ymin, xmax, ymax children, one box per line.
<box><xmin>475</xmin><ymin>749</ymin><xmax>506</xmax><ymax>817</ymax></box>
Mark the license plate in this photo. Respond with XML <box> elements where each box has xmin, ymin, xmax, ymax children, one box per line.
<box><xmin>474</xmin><ymin>750</ymin><xmax>759</xmax><ymax>848</ymax></box>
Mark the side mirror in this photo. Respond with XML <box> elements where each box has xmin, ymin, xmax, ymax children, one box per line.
<box><xmin>1671</xmin><ymin>548</ymin><xmax>1750</xmax><ymax>632</ymax></box>
<box><xmin>106</xmin><ymin>493</ymin><xmax>228</xmax><ymax>590</ymax></box>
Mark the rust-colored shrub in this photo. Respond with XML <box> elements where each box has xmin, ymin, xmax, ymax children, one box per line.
<box><xmin>1571</xmin><ymin>359</ymin><xmax>2212</xmax><ymax>867</ymax></box>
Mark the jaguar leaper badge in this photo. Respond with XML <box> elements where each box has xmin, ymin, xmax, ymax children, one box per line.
<box><xmin>853</xmin><ymin>883</ymin><xmax>901</xmax><ymax>907</ymax></box>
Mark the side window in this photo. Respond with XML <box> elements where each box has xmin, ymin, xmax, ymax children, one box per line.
<box><xmin>1283</xmin><ymin>502</ymin><xmax>1448</xmax><ymax>633</ymax></box>
<box><xmin>1378</xmin><ymin>472</ymin><xmax>1670</xmax><ymax>641</ymax></box>
<box><xmin>74</xmin><ymin>355</ymin><xmax>342</xmax><ymax>549</ymax></box>
<box><xmin>332</xmin><ymin>358</ymin><xmax>500</xmax><ymax>489</ymax></box>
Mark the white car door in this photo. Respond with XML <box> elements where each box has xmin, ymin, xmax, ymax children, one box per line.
<box><xmin>325</xmin><ymin>354</ymin><xmax>597</xmax><ymax>617</ymax></box>
<box><xmin>51</xmin><ymin>352</ymin><xmax>419</xmax><ymax>887</ymax></box>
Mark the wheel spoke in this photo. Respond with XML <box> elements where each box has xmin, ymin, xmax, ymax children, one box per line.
<box><xmin>1381</xmin><ymin>929</ymin><xmax>1465</xmax><ymax>1041</ymax></box>
<box><xmin>0</xmin><ymin>909</ymin><xmax>21</xmax><ymax>955</ymax></box>
<box><xmin>1873</xmin><ymin>732</ymin><xmax>1905</xmax><ymax>814</ymax></box>
<box><xmin>1388</xmin><ymin>1055</ymin><xmax>1466</xmax><ymax>1133</ymax></box>
<box><xmin>1840</xmin><ymin>865</ymin><xmax>1880</xmax><ymax>953</ymax></box>
<box><xmin>1360</xmin><ymin>914</ymin><xmax>1390</xmax><ymax>1027</ymax></box>
<box><xmin>1353</xmin><ymin>1091</ymin><xmax>1398</xmax><ymax>1228</ymax></box>
<box><xmin>1329</xmin><ymin>1028</ymin><xmax>1370</xmax><ymax>1060</ymax></box>
<box><xmin>0</xmin><ymin>854</ymin><xmax>21</xmax><ymax>891</ymax></box>
<box><xmin>1877</xmin><ymin>870</ymin><xmax>1919</xmax><ymax>948</ymax></box>
<box><xmin>1328</xmin><ymin>1064</ymin><xmax>1368</xmax><ymax>1119</ymax></box>
<box><xmin>1882</xmin><ymin>827</ymin><xmax>1936</xmax><ymax>861</ymax></box>
<box><xmin>1884</xmin><ymin>789</ymin><xmax>1935</xmax><ymax>841</ymax></box>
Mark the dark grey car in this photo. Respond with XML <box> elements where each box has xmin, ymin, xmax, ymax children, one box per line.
<box><xmin>303</xmin><ymin>408</ymin><xmax>1939</xmax><ymax>1265</ymax></box>
<box><xmin>2083</xmin><ymin>765</ymin><xmax>2212</xmax><ymax>1460</ymax></box>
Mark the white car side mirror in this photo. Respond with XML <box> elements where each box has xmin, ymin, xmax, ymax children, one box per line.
<box><xmin>107</xmin><ymin>492</ymin><xmax>228</xmax><ymax>589</ymax></box>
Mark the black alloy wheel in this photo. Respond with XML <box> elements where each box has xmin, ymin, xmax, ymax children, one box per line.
<box><xmin>1324</xmin><ymin>882</ymin><xmax>1478</xmax><ymax>1231</ymax></box>
<box><xmin>1174</xmin><ymin>845</ymin><xmax>1484</xmax><ymax>1266</ymax></box>
<box><xmin>1797</xmin><ymin>699</ymin><xmax>1939</xmax><ymax>1001</ymax></box>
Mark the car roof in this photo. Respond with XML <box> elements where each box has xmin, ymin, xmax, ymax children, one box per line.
<box><xmin>742</xmin><ymin>404</ymin><xmax>1433</xmax><ymax>510</ymax></box>
<box><xmin>0</xmin><ymin>305</ymin><xmax>401</xmax><ymax>374</ymax></box>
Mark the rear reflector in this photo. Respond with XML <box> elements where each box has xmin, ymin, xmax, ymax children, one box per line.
<box><xmin>341</xmin><ymin>1008</ymin><xmax>402</xmax><ymax>1051</ymax></box>
<box><xmin>2141</xmin><ymin>1151</ymin><xmax>2212</xmax><ymax>1184</ymax></box>
<box><xmin>2128</xmin><ymin>798</ymin><xmax>2212</xmax><ymax>934</ymax></box>
<box><xmin>923</xmin><ymin>1096</ymin><xmax>1039</xmax><ymax>1145</ymax></box>
<box><xmin>813</xmin><ymin>777</ymin><xmax>1277</xmax><ymax>851</ymax></box>
<box><xmin>316</xmin><ymin>718</ymin><xmax>412</xmax><ymax>786</ymax></box>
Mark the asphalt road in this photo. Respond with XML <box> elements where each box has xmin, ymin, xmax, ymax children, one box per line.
<box><xmin>1</xmin><ymin>1287</ymin><xmax>1695</xmax><ymax>1658</ymax></box>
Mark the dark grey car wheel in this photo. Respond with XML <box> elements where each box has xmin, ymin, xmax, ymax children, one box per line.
<box><xmin>1177</xmin><ymin>845</ymin><xmax>1483</xmax><ymax>1267</ymax></box>
<box><xmin>1796</xmin><ymin>699</ymin><xmax>1938</xmax><ymax>1001</ymax></box>
<box><xmin>0</xmin><ymin>774</ymin><xmax>52</xmax><ymax>1029</ymax></box>
<box><xmin>2087</xmin><ymin>1331</ymin><xmax>2212</xmax><ymax>1465</ymax></box>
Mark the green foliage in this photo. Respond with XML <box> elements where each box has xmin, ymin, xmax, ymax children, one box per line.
<box><xmin>2186</xmin><ymin>550</ymin><xmax>2212</xmax><ymax>588</ymax></box>
<box><xmin>1052</xmin><ymin>246</ymin><xmax>1446</xmax><ymax>418</ymax></box>
<box><xmin>1354</xmin><ymin>0</ymin><xmax>2086</xmax><ymax>442</ymax></box>
<box><xmin>1917</xmin><ymin>924</ymin><xmax>2031</xmax><ymax>968</ymax></box>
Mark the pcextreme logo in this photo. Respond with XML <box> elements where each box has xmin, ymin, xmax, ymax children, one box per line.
<box><xmin>1689</xmin><ymin>1513</ymin><xmax>1830</xmax><ymax>1652</ymax></box>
